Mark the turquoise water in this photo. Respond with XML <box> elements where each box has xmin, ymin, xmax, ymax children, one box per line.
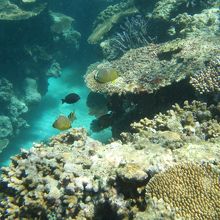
<box><xmin>0</xmin><ymin>65</ymin><xmax>111</xmax><ymax>167</ymax></box>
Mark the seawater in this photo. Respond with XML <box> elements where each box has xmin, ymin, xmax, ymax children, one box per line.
<box><xmin>0</xmin><ymin>66</ymin><xmax>111</xmax><ymax>167</ymax></box>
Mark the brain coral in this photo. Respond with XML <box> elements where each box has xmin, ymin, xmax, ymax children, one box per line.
<box><xmin>145</xmin><ymin>163</ymin><xmax>220</xmax><ymax>220</ymax></box>
<box><xmin>85</xmin><ymin>36</ymin><xmax>220</xmax><ymax>95</ymax></box>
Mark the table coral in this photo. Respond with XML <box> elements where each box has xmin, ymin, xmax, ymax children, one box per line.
<box><xmin>145</xmin><ymin>163</ymin><xmax>220</xmax><ymax>219</ymax></box>
<box><xmin>85</xmin><ymin>36</ymin><xmax>220</xmax><ymax>95</ymax></box>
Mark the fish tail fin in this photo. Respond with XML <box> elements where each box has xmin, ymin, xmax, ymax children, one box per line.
<box><xmin>68</xmin><ymin>112</ymin><xmax>76</xmax><ymax>122</ymax></box>
<box><xmin>61</xmin><ymin>99</ymin><xmax>65</xmax><ymax>104</ymax></box>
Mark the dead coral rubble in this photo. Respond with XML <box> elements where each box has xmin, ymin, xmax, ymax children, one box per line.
<box><xmin>0</xmin><ymin>101</ymin><xmax>220</xmax><ymax>219</ymax></box>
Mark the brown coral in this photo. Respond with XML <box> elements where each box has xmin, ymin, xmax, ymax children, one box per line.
<box><xmin>85</xmin><ymin>36</ymin><xmax>220</xmax><ymax>95</ymax></box>
<box><xmin>131</xmin><ymin>100</ymin><xmax>220</xmax><ymax>141</ymax></box>
<box><xmin>145</xmin><ymin>163</ymin><xmax>220</xmax><ymax>220</ymax></box>
<box><xmin>190</xmin><ymin>56</ymin><xmax>220</xmax><ymax>94</ymax></box>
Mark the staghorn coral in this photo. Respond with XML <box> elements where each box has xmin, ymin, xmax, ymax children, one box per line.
<box><xmin>190</xmin><ymin>56</ymin><xmax>220</xmax><ymax>94</ymax></box>
<box><xmin>85</xmin><ymin>36</ymin><xmax>220</xmax><ymax>95</ymax></box>
<box><xmin>145</xmin><ymin>163</ymin><xmax>220</xmax><ymax>220</ymax></box>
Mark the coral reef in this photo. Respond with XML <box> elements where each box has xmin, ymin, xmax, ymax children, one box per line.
<box><xmin>0</xmin><ymin>0</ymin><xmax>46</xmax><ymax>21</ymax></box>
<box><xmin>85</xmin><ymin>36</ymin><xmax>220</xmax><ymax>95</ymax></box>
<box><xmin>103</xmin><ymin>14</ymin><xmax>154</xmax><ymax>59</ymax></box>
<box><xmin>190</xmin><ymin>56</ymin><xmax>220</xmax><ymax>94</ymax></box>
<box><xmin>88</xmin><ymin>0</ymin><xmax>138</xmax><ymax>44</ymax></box>
<box><xmin>146</xmin><ymin>163</ymin><xmax>220</xmax><ymax>219</ymax></box>
<box><xmin>0</xmin><ymin>116</ymin><xmax>13</xmax><ymax>139</ymax></box>
<box><xmin>50</xmin><ymin>11</ymin><xmax>81</xmax><ymax>49</ymax></box>
<box><xmin>131</xmin><ymin>100</ymin><xmax>220</xmax><ymax>142</ymax></box>
<box><xmin>0</xmin><ymin>3</ymin><xmax>81</xmax><ymax>152</ymax></box>
<box><xmin>152</xmin><ymin>0</ymin><xmax>217</xmax><ymax>23</ymax></box>
<box><xmin>0</xmin><ymin>78</ymin><xmax>29</xmax><ymax>147</ymax></box>
<box><xmin>1</xmin><ymin>100</ymin><xmax>220</xmax><ymax>219</ymax></box>
<box><xmin>169</xmin><ymin>7</ymin><xmax>220</xmax><ymax>38</ymax></box>
<box><xmin>1</xmin><ymin>0</ymin><xmax>220</xmax><ymax>219</ymax></box>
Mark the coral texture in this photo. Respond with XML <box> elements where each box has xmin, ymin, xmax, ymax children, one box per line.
<box><xmin>190</xmin><ymin>56</ymin><xmax>220</xmax><ymax>94</ymax></box>
<box><xmin>85</xmin><ymin>36</ymin><xmax>220</xmax><ymax>95</ymax></box>
<box><xmin>88</xmin><ymin>0</ymin><xmax>137</xmax><ymax>44</ymax></box>
<box><xmin>1</xmin><ymin>101</ymin><xmax>220</xmax><ymax>219</ymax></box>
<box><xmin>0</xmin><ymin>0</ymin><xmax>46</xmax><ymax>20</ymax></box>
<box><xmin>131</xmin><ymin>100</ymin><xmax>220</xmax><ymax>141</ymax></box>
<box><xmin>146</xmin><ymin>163</ymin><xmax>220</xmax><ymax>219</ymax></box>
<box><xmin>169</xmin><ymin>8</ymin><xmax>220</xmax><ymax>38</ymax></box>
<box><xmin>0</xmin><ymin>78</ymin><xmax>29</xmax><ymax>147</ymax></box>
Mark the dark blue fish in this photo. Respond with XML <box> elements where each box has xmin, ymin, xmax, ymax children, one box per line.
<box><xmin>61</xmin><ymin>93</ymin><xmax>80</xmax><ymax>104</ymax></box>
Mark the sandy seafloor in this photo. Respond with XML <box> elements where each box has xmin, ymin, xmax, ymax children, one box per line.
<box><xmin>0</xmin><ymin>66</ymin><xmax>112</xmax><ymax>167</ymax></box>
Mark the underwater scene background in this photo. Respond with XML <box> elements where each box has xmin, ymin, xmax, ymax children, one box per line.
<box><xmin>0</xmin><ymin>0</ymin><xmax>220</xmax><ymax>219</ymax></box>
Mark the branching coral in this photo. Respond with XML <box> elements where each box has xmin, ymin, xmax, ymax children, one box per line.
<box><xmin>145</xmin><ymin>163</ymin><xmax>220</xmax><ymax>219</ymax></box>
<box><xmin>190</xmin><ymin>56</ymin><xmax>220</xmax><ymax>94</ymax></box>
<box><xmin>131</xmin><ymin>100</ymin><xmax>220</xmax><ymax>141</ymax></box>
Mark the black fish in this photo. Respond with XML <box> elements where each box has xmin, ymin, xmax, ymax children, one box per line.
<box><xmin>90</xmin><ymin>113</ymin><xmax>113</xmax><ymax>132</ymax></box>
<box><xmin>61</xmin><ymin>93</ymin><xmax>80</xmax><ymax>104</ymax></box>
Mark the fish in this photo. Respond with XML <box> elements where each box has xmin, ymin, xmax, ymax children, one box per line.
<box><xmin>86</xmin><ymin>92</ymin><xmax>109</xmax><ymax>118</ymax></box>
<box><xmin>94</xmin><ymin>67</ymin><xmax>119</xmax><ymax>83</ymax></box>
<box><xmin>90</xmin><ymin>113</ymin><xmax>113</xmax><ymax>132</ymax></box>
<box><xmin>61</xmin><ymin>93</ymin><xmax>80</xmax><ymax>104</ymax></box>
<box><xmin>52</xmin><ymin>112</ymin><xmax>76</xmax><ymax>131</ymax></box>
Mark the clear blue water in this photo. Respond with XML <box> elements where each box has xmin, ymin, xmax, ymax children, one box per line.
<box><xmin>0</xmin><ymin>65</ymin><xmax>111</xmax><ymax>167</ymax></box>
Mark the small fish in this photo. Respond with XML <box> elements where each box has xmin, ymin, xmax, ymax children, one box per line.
<box><xmin>52</xmin><ymin>112</ymin><xmax>76</xmax><ymax>131</ymax></box>
<box><xmin>61</xmin><ymin>93</ymin><xmax>80</xmax><ymax>104</ymax></box>
<box><xmin>90</xmin><ymin>113</ymin><xmax>113</xmax><ymax>132</ymax></box>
